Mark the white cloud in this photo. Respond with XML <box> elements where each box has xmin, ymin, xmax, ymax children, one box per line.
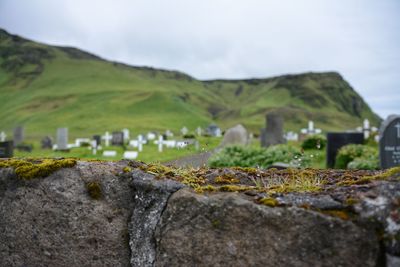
<box><xmin>0</xmin><ymin>0</ymin><xmax>399</xmax><ymax>117</ymax></box>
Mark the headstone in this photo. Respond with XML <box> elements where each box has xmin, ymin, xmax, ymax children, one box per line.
<box><xmin>176</xmin><ymin>141</ymin><xmax>188</xmax><ymax>149</ymax></box>
<box><xmin>13</xmin><ymin>126</ymin><xmax>24</xmax><ymax>146</ymax></box>
<box><xmin>206</xmin><ymin>124</ymin><xmax>222</xmax><ymax>137</ymax></box>
<box><xmin>196</xmin><ymin>127</ymin><xmax>202</xmax><ymax>136</ymax></box>
<box><xmin>181</xmin><ymin>127</ymin><xmax>189</xmax><ymax>136</ymax></box>
<box><xmin>261</xmin><ymin>113</ymin><xmax>286</xmax><ymax>147</ymax></box>
<box><xmin>157</xmin><ymin>135</ymin><xmax>164</xmax><ymax>152</ymax></box>
<box><xmin>41</xmin><ymin>136</ymin><xmax>53</xmax><ymax>149</ymax></box>
<box><xmin>379</xmin><ymin>115</ymin><xmax>400</xmax><ymax>169</ymax></box>
<box><xmin>123</xmin><ymin>151</ymin><xmax>138</xmax><ymax>160</ymax></box>
<box><xmin>0</xmin><ymin>141</ymin><xmax>13</xmax><ymax>158</ymax></box>
<box><xmin>103</xmin><ymin>150</ymin><xmax>117</xmax><ymax>157</ymax></box>
<box><xmin>122</xmin><ymin>128</ymin><xmax>130</xmax><ymax>141</ymax></box>
<box><xmin>75</xmin><ymin>138</ymin><xmax>91</xmax><ymax>147</ymax></box>
<box><xmin>147</xmin><ymin>132</ymin><xmax>156</xmax><ymax>140</ymax></box>
<box><xmin>56</xmin><ymin>128</ymin><xmax>68</xmax><ymax>151</ymax></box>
<box><xmin>93</xmin><ymin>135</ymin><xmax>101</xmax><ymax>147</ymax></box>
<box><xmin>300</xmin><ymin>121</ymin><xmax>322</xmax><ymax>135</ymax></box>
<box><xmin>0</xmin><ymin>131</ymin><xmax>6</xmax><ymax>142</ymax></box>
<box><xmin>220</xmin><ymin>124</ymin><xmax>249</xmax><ymax>147</ymax></box>
<box><xmin>102</xmin><ymin>131</ymin><xmax>112</xmax><ymax>147</ymax></box>
<box><xmin>137</xmin><ymin>135</ymin><xmax>145</xmax><ymax>152</ymax></box>
<box><xmin>285</xmin><ymin>131</ymin><xmax>299</xmax><ymax>142</ymax></box>
<box><xmin>111</xmin><ymin>131</ymin><xmax>124</xmax><ymax>146</ymax></box>
<box><xmin>326</xmin><ymin>132</ymin><xmax>364</xmax><ymax>168</ymax></box>
<box><xmin>165</xmin><ymin>130</ymin><xmax>174</xmax><ymax>137</ymax></box>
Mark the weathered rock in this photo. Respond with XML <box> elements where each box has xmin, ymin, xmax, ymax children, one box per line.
<box><xmin>0</xmin><ymin>161</ymin><xmax>134</xmax><ymax>267</ymax></box>
<box><xmin>155</xmin><ymin>189</ymin><xmax>380</xmax><ymax>267</ymax></box>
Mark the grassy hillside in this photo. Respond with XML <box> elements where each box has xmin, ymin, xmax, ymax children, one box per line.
<box><xmin>0</xmin><ymin>29</ymin><xmax>380</xmax><ymax>140</ymax></box>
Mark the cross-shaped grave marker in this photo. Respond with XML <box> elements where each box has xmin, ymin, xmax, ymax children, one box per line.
<box><xmin>102</xmin><ymin>131</ymin><xmax>112</xmax><ymax>147</ymax></box>
<box><xmin>137</xmin><ymin>135</ymin><xmax>146</xmax><ymax>152</ymax></box>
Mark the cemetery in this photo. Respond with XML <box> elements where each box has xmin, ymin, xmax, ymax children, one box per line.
<box><xmin>1</xmin><ymin>6</ymin><xmax>400</xmax><ymax>266</ymax></box>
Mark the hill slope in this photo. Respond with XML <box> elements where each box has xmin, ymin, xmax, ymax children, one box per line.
<box><xmin>0</xmin><ymin>29</ymin><xmax>380</xmax><ymax>139</ymax></box>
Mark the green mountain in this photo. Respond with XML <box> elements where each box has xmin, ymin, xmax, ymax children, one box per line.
<box><xmin>0</xmin><ymin>29</ymin><xmax>380</xmax><ymax>139</ymax></box>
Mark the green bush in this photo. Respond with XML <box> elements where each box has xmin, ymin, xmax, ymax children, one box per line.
<box><xmin>335</xmin><ymin>144</ymin><xmax>378</xmax><ymax>169</ymax></box>
<box><xmin>208</xmin><ymin>144</ymin><xmax>311</xmax><ymax>168</ymax></box>
<box><xmin>347</xmin><ymin>157</ymin><xmax>379</xmax><ymax>170</ymax></box>
<box><xmin>301</xmin><ymin>134</ymin><xmax>326</xmax><ymax>150</ymax></box>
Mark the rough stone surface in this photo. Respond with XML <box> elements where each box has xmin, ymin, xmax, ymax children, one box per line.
<box><xmin>155</xmin><ymin>189</ymin><xmax>380</xmax><ymax>267</ymax></box>
<box><xmin>220</xmin><ymin>124</ymin><xmax>249</xmax><ymax>147</ymax></box>
<box><xmin>0</xmin><ymin>161</ymin><xmax>134</xmax><ymax>267</ymax></box>
<box><xmin>129</xmin><ymin>169</ymin><xmax>183</xmax><ymax>267</ymax></box>
<box><xmin>1</xmin><ymin>161</ymin><xmax>400</xmax><ymax>267</ymax></box>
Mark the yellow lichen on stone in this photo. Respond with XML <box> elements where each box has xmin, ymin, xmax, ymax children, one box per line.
<box><xmin>86</xmin><ymin>181</ymin><xmax>102</xmax><ymax>200</ymax></box>
<box><xmin>218</xmin><ymin>185</ymin><xmax>253</xmax><ymax>192</ymax></box>
<box><xmin>321</xmin><ymin>210</ymin><xmax>350</xmax><ymax>220</ymax></box>
<box><xmin>194</xmin><ymin>184</ymin><xmax>216</xmax><ymax>193</ymax></box>
<box><xmin>0</xmin><ymin>158</ymin><xmax>77</xmax><ymax>180</ymax></box>
<box><xmin>259</xmin><ymin>197</ymin><xmax>280</xmax><ymax>207</ymax></box>
<box><xmin>123</xmin><ymin>166</ymin><xmax>132</xmax><ymax>173</ymax></box>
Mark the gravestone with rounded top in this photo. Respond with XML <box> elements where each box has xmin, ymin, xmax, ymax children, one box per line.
<box><xmin>379</xmin><ymin>115</ymin><xmax>400</xmax><ymax>169</ymax></box>
<box><xmin>326</xmin><ymin>132</ymin><xmax>364</xmax><ymax>168</ymax></box>
<box><xmin>220</xmin><ymin>124</ymin><xmax>249</xmax><ymax>147</ymax></box>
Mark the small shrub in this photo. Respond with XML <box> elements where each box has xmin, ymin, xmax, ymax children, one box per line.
<box><xmin>301</xmin><ymin>135</ymin><xmax>326</xmax><ymax>150</ymax></box>
<box><xmin>335</xmin><ymin>144</ymin><xmax>378</xmax><ymax>169</ymax></box>
<box><xmin>208</xmin><ymin>144</ymin><xmax>311</xmax><ymax>168</ymax></box>
<box><xmin>183</xmin><ymin>134</ymin><xmax>196</xmax><ymax>139</ymax></box>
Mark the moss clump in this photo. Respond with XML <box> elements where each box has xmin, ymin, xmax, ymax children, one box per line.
<box><xmin>86</xmin><ymin>181</ymin><xmax>102</xmax><ymax>200</ymax></box>
<box><xmin>259</xmin><ymin>197</ymin><xmax>280</xmax><ymax>207</ymax></box>
<box><xmin>194</xmin><ymin>184</ymin><xmax>216</xmax><ymax>193</ymax></box>
<box><xmin>215</xmin><ymin>174</ymin><xmax>239</xmax><ymax>184</ymax></box>
<box><xmin>123</xmin><ymin>166</ymin><xmax>132</xmax><ymax>173</ymax></box>
<box><xmin>0</xmin><ymin>158</ymin><xmax>77</xmax><ymax>180</ymax></box>
<box><xmin>337</xmin><ymin>166</ymin><xmax>400</xmax><ymax>186</ymax></box>
<box><xmin>345</xmin><ymin>197</ymin><xmax>359</xmax><ymax>205</ymax></box>
<box><xmin>218</xmin><ymin>185</ymin><xmax>253</xmax><ymax>192</ymax></box>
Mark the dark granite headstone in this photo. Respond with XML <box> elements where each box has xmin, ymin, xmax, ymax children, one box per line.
<box><xmin>326</xmin><ymin>132</ymin><xmax>364</xmax><ymax>168</ymax></box>
<box><xmin>13</xmin><ymin>126</ymin><xmax>24</xmax><ymax>146</ymax></box>
<box><xmin>0</xmin><ymin>141</ymin><xmax>13</xmax><ymax>158</ymax></box>
<box><xmin>111</xmin><ymin>132</ymin><xmax>124</xmax><ymax>146</ymax></box>
<box><xmin>379</xmin><ymin>115</ymin><xmax>400</xmax><ymax>169</ymax></box>
<box><xmin>41</xmin><ymin>136</ymin><xmax>53</xmax><ymax>149</ymax></box>
<box><xmin>93</xmin><ymin>135</ymin><xmax>101</xmax><ymax>147</ymax></box>
<box><xmin>261</xmin><ymin>113</ymin><xmax>286</xmax><ymax>147</ymax></box>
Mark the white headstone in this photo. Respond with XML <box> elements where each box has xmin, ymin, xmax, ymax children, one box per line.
<box><xmin>180</xmin><ymin>126</ymin><xmax>188</xmax><ymax>136</ymax></box>
<box><xmin>56</xmin><ymin>128</ymin><xmax>68</xmax><ymax>150</ymax></box>
<box><xmin>157</xmin><ymin>135</ymin><xmax>164</xmax><ymax>152</ymax></box>
<box><xmin>103</xmin><ymin>150</ymin><xmax>117</xmax><ymax>157</ymax></box>
<box><xmin>122</xmin><ymin>128</ymin><xmax>130</xmax><ymax>140</ymax></box>
<box><xmin>137</xmin><ymin>135</ymin><xmax>145</xmax><ymax>152</ymax></box>
<box><xmin>0</xmin><ymin>131</ymin><xmax>6</xmax><ymax>142</ymax></box>
<box><xmin>102</xmin><ymin>131</ymin><xmax>112</xmax><ymax>147</ymax></box>
<box><xmin>165</xmin><ymin>130</ymin><xmax>174</xmax><ymax>137</ymax></box>
<box><xmin>176</xmin><ymin>141</ymin><xmax>188</xmax><ymax>149</ymax></box>
<box><xmin>147</xmin><ymin>132</ymin><xmax>156</xmax><ymax>140</ymax></box>
<box><xmin>196</xmin><ymin>127</ymin><xmax>202</xmax><ymax>136</ymax></box>
<box><xmin>123</xmin><ymin>151</ymin><xmax>138</xmax><ymax>159</ymax></box>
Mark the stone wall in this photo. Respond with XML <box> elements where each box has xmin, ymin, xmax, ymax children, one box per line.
<box><xmin>0</xmin><ymin>160</ymin><xmax>399</xmax><ymax>266</ymax></box>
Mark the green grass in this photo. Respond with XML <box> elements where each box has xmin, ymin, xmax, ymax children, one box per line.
<box><xmin>14</xmin><ymin>136</ymin><xmax>222</xmax><ymax>163</ymax></box>
<box><xmin>0</xmin><ymin>29</ymin><xmax>381</xmax><ymax>141</ymax></box>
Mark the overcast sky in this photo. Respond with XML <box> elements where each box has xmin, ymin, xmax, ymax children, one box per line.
<box><xmin>0</xmin><ymin>0</ymin><xmax>399</xmax><ymax>119</ymax></box>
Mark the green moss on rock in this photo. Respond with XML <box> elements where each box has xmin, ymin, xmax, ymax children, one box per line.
<box><xmin>0</xmin><ymin>158</ymin><xmax>77</xmax><ymax>180</ymax></box>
